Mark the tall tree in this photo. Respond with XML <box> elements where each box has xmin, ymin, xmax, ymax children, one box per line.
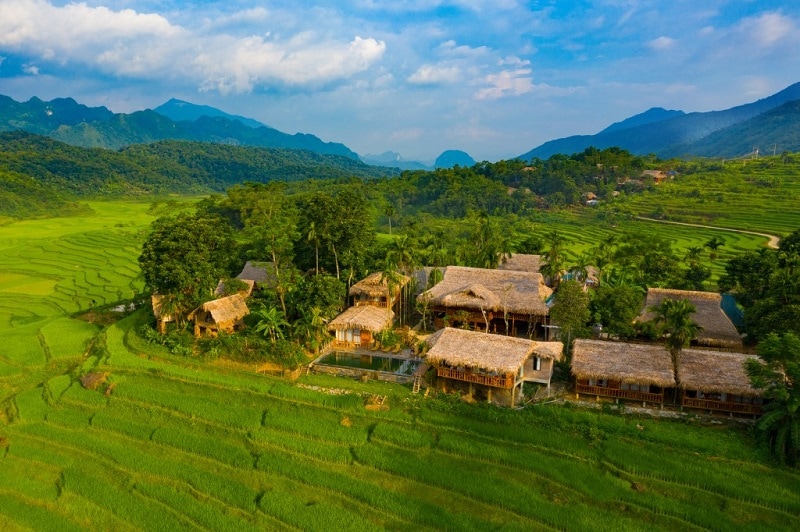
<box><xmin>139</xmin><ymin>213</ymin><xmax>238</xmax><ymax>316</ymax></box>
<box><xmin>747</xmin><ymin>332</ymin><xmax>800</xmax><ymax>465</ymax></box>
<box><xmin>549</xmin><ymin>279</ymin><xmax>590</xmax><ymax>353</ymax></box>
<box><xmin>648</xmin><ymin>298</ymin><xmax>702</xmax><ymax>395</ymax></box>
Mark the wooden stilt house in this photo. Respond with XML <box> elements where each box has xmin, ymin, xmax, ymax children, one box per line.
<box><xmin>328</xmin><ymin>305</ymin><xmax>395</xmax><ymax>349</ymax></box>
<box><xmin>425</xmin><ymin>327</ymin><xmax>564</xmax><ymax>407</ymax></box>
<box><xmin>419</xmin><ymin>266</ymin><xmax>552</xmax><ymax>338</ymax></box>
<box><xmin>637</xmin><ymin>288</ymin><xmax>743</xmax><ymax>350</ymax></box>
<box><xmin>190</xmin><ymin>294</ymin><xmax>250</xmax><ymax>338</ymax></box>
<box><xmin>571</xmin><ymin>340</ymin><xmax>676</xmax><ymax>406</ymax></box>
<box><xmin>678</xmin><ymin>349</ymin><xmax>763</xmax><ymax>415</ymax></box>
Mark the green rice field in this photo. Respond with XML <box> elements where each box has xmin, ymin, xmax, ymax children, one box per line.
<box><xmin>1</xmin><ymin>198</ymin><xmax>799</xmax><ymax>530</ymax></box>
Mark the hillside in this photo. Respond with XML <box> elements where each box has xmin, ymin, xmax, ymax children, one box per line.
<box><xmin>153</xmin><ymin>98</ymin><xmax>267</xmax><ymax>129</ymax></box>
<box><xmin>521</xmin><ymin>82</ymin><xmax>800</xmax><ymax>159</ymax></box>
<box><xmin>0</xmin><ymin>94</ymin><xmax>358</xmax><ymax>158</ymax></box>
<box><xmin>0</xmin><ymin>132</ymin><xmax>395</xmax><ymax>218</ymax></box>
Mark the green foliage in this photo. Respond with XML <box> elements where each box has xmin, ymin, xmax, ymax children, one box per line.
<box><xmin>747</xmin><ymin>332</ymin><xmax>800</xmax><ymax>465</ymax></box>
<box><xmin>590</xmin><ymin>283</ymin><xmax>644</xmax><ymax>338</ymax></box>
<box><xmin>549</xmin><ymin>279</ymin><xmax>590</xmax><ymax>349</ymax></box>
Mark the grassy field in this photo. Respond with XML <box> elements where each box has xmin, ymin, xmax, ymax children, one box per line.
<box><xmin>0</xmin><ymin>198</ymin><xmax>798</xmax><ymax>529</ymax></box>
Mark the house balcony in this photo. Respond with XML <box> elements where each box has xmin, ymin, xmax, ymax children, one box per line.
<box><xmin>682</xmin><ymin>397</ymin><xmax>762</xmax><ymax>415</ymax></box>
<box><xmin>437</xmin><ymin>367</ymin><xmax>514</xmax><ymax>389</ymax></box>
<box><xmin>575</xmin><ymin>383</ymin><xmax>664</xmax><ymax>404</ymax></box>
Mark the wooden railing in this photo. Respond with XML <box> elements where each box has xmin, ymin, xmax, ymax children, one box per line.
<box><xmin>575</xmin><ymin>383</ymin><xmax>663</xmax><ymax>403</ymax></box>
<box><xmin>682</xmin><ymin>397</ymin><xmax>762</xmax><ymax>415</ymax></box>
<box><xmin>353</xmin><ymin>300</ymin><xmax>388</xmax><ymax>308</ymax></box>
<box><xmin>437</xmin><ymin>367</ymin><xmax>514</xmax><ymax>389</ymax></box>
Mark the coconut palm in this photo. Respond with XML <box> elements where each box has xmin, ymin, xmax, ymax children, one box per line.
<box><xmin>648</xmin><ymin>298</ymin><xmax>702</xmax><ymax>399</ymax></box>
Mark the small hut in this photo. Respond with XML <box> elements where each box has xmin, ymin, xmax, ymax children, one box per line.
<box><xmin>419</xmin><ymin>266</ymin><xmax>552</xmax><ymax>337</ymax></box>
<box><xmin>191</xmin><ymin>294</ymin><xmax>250</xmax><ymax>338</ymax></box>
<box><xmin>151</xmin><ymin>294</ymin><xmax>175</xmax><ymax>334</ymax></box>
<box><xmin>236</xmin><ymin>261</ymin><xmax>277</xmax><ymax>290</ymax></box>
<box><xmin>425</xmin><ymin>327</ymin><xmax>564</xmax><ymax>407</ymax></box>
<box><xmin>497</xmin><ymin>254</ymin><xmax>541</xmax><ymax>274</ymax></box>
<box><xmin>349</xmin><ymin>271</ymin><xmax>410</xmax><ymax>309</ymax></box>
<box><xmin>571</xmin><ymin>339</ymin><xmax>676</xmax><ymax>406</ymax></box>
<box><xmin>328</xmin><ymin>305</ymin><xmax>395</xmax><ymax>349</ymax></box>
<box><xmin>637</xmin><ymin>288</ymin><xmax>743</xmax><ymax>349</ymax></box>
<box><xmin>678</xmin><ymin>349</ymin><xmax>763</xmax><ymax>415</ymax></box>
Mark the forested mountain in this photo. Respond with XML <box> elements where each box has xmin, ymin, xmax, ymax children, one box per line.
<box><xmin>521</xmin><ymin>82</ymin><xmax>800</xmax><ymax>159</ymax></box>
<box><xmin>0</xmin><ymin>132</ymin><xmax>396</xmax><ymax>218</ymax></box>
<box><xmin>0</xmin><ymin>94</ymin><xmax>358</xmax><ymax>158</ymax></box>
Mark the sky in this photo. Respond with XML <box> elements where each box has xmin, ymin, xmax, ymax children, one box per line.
<box><xmin>1</xmin><ymin>1</ymin><xmax>799</xmax><ymax>162</ymax></box>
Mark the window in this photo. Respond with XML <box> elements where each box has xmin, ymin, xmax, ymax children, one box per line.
<box><xmin>533</xmin><ymin>356</ymin><xmax>541</xmax><ymax>371</ymax></box>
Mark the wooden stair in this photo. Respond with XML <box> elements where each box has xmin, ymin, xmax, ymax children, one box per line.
<box><xmin>412</xmin><ymin>363</ymin><xmax>431</xmax><ymax>394</ymax></box>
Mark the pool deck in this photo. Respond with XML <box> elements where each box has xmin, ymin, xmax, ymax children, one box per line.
<box><xmin>309</xmin><ymin>347</ymin><xmax>422</xmax><ymax>384</ymax></box>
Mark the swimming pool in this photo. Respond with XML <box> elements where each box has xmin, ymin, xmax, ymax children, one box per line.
<box><xmin>312</xmin><ymin>351</ymin><xmax>421</xmax><ymax>382</ymax></box>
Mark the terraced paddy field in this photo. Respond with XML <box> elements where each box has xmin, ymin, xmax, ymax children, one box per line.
<box><xmin>616</xmin><ymin>157</ymin><xmax>800</xmax><ymax>237</ymax></box>
<box><xmin>1</xmin><ymin>198</ymin><xmax>798</xmax><ymax>530</ymax></box>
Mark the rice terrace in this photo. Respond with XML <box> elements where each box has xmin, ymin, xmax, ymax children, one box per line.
<box><xmin>0</xmin><ymin>191</ymin><xmax>799</xmax><ymax>530</ymax></box>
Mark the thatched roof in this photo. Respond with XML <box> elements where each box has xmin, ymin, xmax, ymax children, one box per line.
<box><xmin>420</xmin><ymin>266</ymin><xmax>552</xmax><ymax>316</ymax></box>
<box><xmin>328</xmin><ymin>305</ymin><xmax>394</xmax><ymax>332</ymax></box>
<box><xmin>638</xmin><ymin>288</ymin><xmax>742</xmax><ymax>348</ymax></box>
<box><xmin>425</xmin><ymin>327</ymin><xmax>563</xmax><ymax>374</ymax></box>
<box><xmin>571</xmin><ymin>339</ymin><xmax>676</xmax><ymax>387</ymax></box>
<box><xmin>498</xmin><ymin>254</ymin><xmax>541</xmax><ymax>273</ymax></box>
<box><xmin>236</xmin><ymin>261</ymin><xmax>277</xmax><ymax>287</ymax></box>
<box><xmin>678</xmin><ymin>349</ymin><xmax>762</xmax><ymax>396</ymax></box>
<box><xmin>199</xmin><ymin>294</ymin><xmax>250</xmax><ymax>325</ymax></box>
<box><xmin>349</xmin><ymin>271</ymin><xmax>411</xmax><ymax>298</ymax></box>
<box><xmin>214</xmin><ymin>278</ymin><xmax>255</xmax><ymax>298</ymax></box>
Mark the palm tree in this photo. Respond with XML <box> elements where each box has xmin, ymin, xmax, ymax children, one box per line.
<box><xmin>307</xmin><ymin>221</ymin><xmax>320</xmax><ymax>275</ymax></box>
<box><xmin>705</xmin><ymin>236</ymin><xmax>725</xmax><ymax>261</ymax></box>
<box><xmin>253</xmin><ymin>307</ymin><xmax>289</xmax><ymax>343</ymax></box>
<box><xmin>648</xmin><ymin>298</ymin><xmax>702</xmax><ymax>400</ymax></box>
<box><xmin>294</xmin><ymin>306</ymin><xmax>328</xmax><ymax>353</ymax></box>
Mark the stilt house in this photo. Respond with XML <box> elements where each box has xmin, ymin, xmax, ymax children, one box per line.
<box><xmin>425</xmin><ymin>327</ymin><xmax>563</xmax><ymax>407</ymax></box>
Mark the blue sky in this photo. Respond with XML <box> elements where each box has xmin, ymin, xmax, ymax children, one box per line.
<box><xmin>1</xmin><ymin>1</ymin><xmax>799</xmax><ymax>161</ymax></box>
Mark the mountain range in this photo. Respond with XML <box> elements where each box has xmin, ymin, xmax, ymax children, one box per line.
<box><xmin>520</xmin><ymin>82</ymin><xmax>800</xmax><ymax>159</ymax></box>
<box><xmin>1</xmin><ymin>81</ymin><xmax>800</xmax><ymax>164</ymax></box>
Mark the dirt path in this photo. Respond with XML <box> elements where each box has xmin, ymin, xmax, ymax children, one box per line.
<box><xmin>634</xmin><ymin>216</ymin><xmax>780</xmax><ymax>249</ymax></box>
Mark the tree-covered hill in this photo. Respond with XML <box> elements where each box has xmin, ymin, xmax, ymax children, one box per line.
<box><xmin>0</xmin><ymin>132</ymin><xmax>396</xmax><ymax>218</ymax></box>
<box><xmin>0</xmin><ymin>94</ymin><xmax>358</xmax><ymax>158</ymax></box>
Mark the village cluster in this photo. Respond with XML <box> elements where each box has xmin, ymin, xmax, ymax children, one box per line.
<box><xmin>152</xmin><ymin>253</ymin><xmax>761</xmax><ymax>415</ymax></box>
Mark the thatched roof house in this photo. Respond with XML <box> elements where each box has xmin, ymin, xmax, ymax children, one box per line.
<box><xmin>678</xmin><ymin>349</ymin><xmax>761</xmax><ymax>397</ymax></box>
<box><xmin>151</xmin><ymin>294</ymin><xmax>175</xmax><ymax>334</ymax></box>
<box><xmin>236</xmin><ymin>261</ymin><xmax>277</xmax><ymax>288</ymax></box>
<box><xmin>349</xmin><ymin>271</ymin><xmax>410</xmax><ymax>302</ymax></box>
<box><xmin>498</xmin><ymin>254</ymin><xmax>541</xmax><ymax>273</ymax></box>
<box><xmin>571</xmin><ymin>339</ymin><xmax>675</xmax><ymax>388</ymax></box>
<box><xmin>420</xmin><ymin>266</ymin><xmax>552</xmax><ymax>317</ymax></box>
<box><xmin>638</xmin><ymin>288</ymin><xmax>742</xmax><ymax>349</ymax></box>
<box><xmin>425</xmin><ymin>327</ymin><xmax>563</xmax><ymax>374</ymax></box>
<box><xmin>328</xmin><ymin>305</ymin><xmax>394</xmax><ymax>333</ymax></box>
<box><xmin>328</xmin><ymin>305</ymin><xmax>395</xmax><ymax>348</ymax></box>
<box><xmin>191</xmin><ymin>294</ymin><xmax>250</xmax><ymax>337</ymax></box>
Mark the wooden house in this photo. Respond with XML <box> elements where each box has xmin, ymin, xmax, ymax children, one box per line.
<box><xmin>425</xmin><ymin>327</ymin><xmax>564</xmax><ymax>407</ymax></box>
<box><xmin>637</xmin><ymin>288</ymin><xmax>743</xmax><ymax>349</ymax></box>
<box><xmin>571</xmin><ymin>340</ymin><xmax>676</xmax><ymax>406</ymax></box>
<box><xmin>678</xmin><ymin>349</ymin><xmax>763</xmax><ymax>415</ymax></box>
<box><xmin>349</xmin><ymin>271</ymin><xmax>410</xmax><ymax>310</ymax></box>
<box><xmin>151</xmin><ymin>294</ymin><xmax>175</xmax><ymax>334</ymax></box>
<box><xmin>328</xmin><ymin>305</ymin><xmax>395</xmax><ymax>349</ymax></box>
<box><xmin>419</xmin><ymin>266</ymin><xmax>552</xmax><ymax>338</ymax></box>
<box><xmin>191</xmin><ymin>294</ymin><xmax>250</xmax><ymax>338</ymax></box>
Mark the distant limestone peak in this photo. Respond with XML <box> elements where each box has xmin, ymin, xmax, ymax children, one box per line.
<box><xmin>435</xmin><ymin>150</ymin><xmax>476</xmax><ymax>168</ymax></box>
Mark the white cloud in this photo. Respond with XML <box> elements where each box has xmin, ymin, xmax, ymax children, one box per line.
<box><xmin>23</xmin><ymin>64</ymin><xmax>39</xmax><ymax>75</ymax></box>
<box><xmin>737</xmin><ymin>12</ymin><xmax>795</xmax><ymax>47</ymax></box>
<box><xmin>647</xmin><ymin>36</ymin><xmax>675</xmax><ymax>51</ymax></box>
<box><xmin>0</xmin><ymin>0</ymin><xmax>385</xmax><ymax>92</ymax></box>
<box><xmin>474</xmin><ymin>68</ymin><xmax>534</xmax><ymax>100</ymax></box>
<box><xmin>408</xmin><ymin>64</ymin><xmax>461</xmax><ymax>84</ymax></box>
